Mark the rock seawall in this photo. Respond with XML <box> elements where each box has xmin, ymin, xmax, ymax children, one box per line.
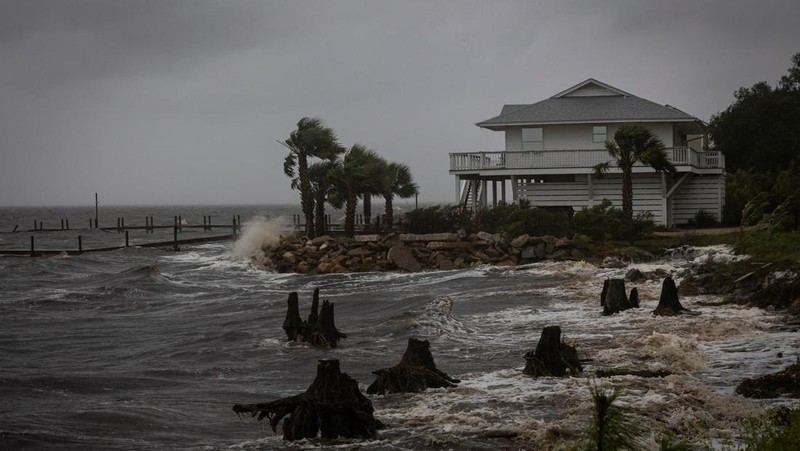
<box><xmin>254</xmin><ymin>231</ymin><xmax>592</xmax><ymax>274</ymax></box>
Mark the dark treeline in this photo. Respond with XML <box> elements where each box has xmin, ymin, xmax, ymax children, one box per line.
<box><xmin>710</xmin><ymin>52</ymin><xmax>800</xmax><ymax>230</ymax></box>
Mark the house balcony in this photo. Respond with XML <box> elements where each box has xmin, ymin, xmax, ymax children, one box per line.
<box><xmin>449</xmin><ymin>147</ymin><xmax>725</xmax><ymax>176</ymax></box>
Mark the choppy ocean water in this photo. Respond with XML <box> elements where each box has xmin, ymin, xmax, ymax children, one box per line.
<box><xmin>1</xmin><ymin>205</ymin><xmax>798</xmax><ymax>450</ymax></box>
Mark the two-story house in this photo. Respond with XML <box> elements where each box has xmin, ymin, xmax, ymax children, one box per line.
<box><xmin>449</xmin><ymin>78</ymin><xmax>725</xmax><ymax>227</ymax></box>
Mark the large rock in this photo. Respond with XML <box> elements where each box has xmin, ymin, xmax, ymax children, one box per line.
<box><xmin>511</xmin><ymin>234</ymin><xmax>530</xmax><ymax>248</ymax></box>
<box><xmin>387</xmin><ymin>244</ymin><xmax>423</xmax><ymax>272</ymax></box>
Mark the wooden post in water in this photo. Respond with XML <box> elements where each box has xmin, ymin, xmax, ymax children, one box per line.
<box><xmin>173</xmin><ymin>225</ymin><xmax>178</xmax><ymax>251</ymax></box>
<box><xmin>30</xmin><ymin>236</ymin><xmax>34</xmax><ymax>257</ymax></box>
<box><xmin>125</xmin><ymin>231</ymin><xmax>129</xmax><ymax>248</ymax></box>
<box><xmin>78</xmin><ymin>236</ymin><xmax>82</xmax><ymax>253</ymax></box>
<box><xmin>237</xmin><ymin>215</ymin><xmax>241</xmax><ymax>234</ymax></box>
<box><xmin>178</xmin><ymin>216</ymin><xmax>182</xmax><ymax>232</ymax></box>
<box><xmin>61</xmin><ymin>219</ymin><xmax>64</xmax><ymax>230</ymax></box>
<box><xmin>34</xmin><ymin>220</ymin><xmax>37</xmax><ymax>231</ymax></box>
<box><xmin>66</xmin><ymin>219</ymin><xmax>69</xmax><ymax>230</ymax></box>
<box><xmin>121</xmin><ymin>217</ymin><xmax>125</xmax><ymax>231</ymax></box>
<box><xmin>89</xmin><ymin>219</ymin><xmax>93</xmax><ymax>229</ymax></box>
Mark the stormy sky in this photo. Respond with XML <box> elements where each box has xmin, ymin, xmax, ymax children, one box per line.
<box><xmin>1</xmin><ymin>1</ymin><xmax>798</xmax><ymax>207</ymax></box>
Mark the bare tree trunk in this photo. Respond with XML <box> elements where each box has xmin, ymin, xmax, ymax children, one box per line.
<box><xmin>298</xmin><ymin>153</ymin><xmax>315</xmax><ymax>238</ymax></box>
<box><xmin>622</xmin><ymin>169</ymin><xmax>633</xmax><ymax>217</ymax></box>
<box><xmin>384</xmin><ymin>193</ymin><xmax>394</xmax><ymax>230</ymax></box>
<box><xmin>314</xmin><ymin>190</ymin><xmax>326</xmax><ymax>236</ymax></box>
<box><xmin>602</xmin><ymin>279</ymin><xmax>632</xmax><ymax>315</ymax></box>
<box><xmin>523</xmin><ymin>325</ymin><xmax>582</xmax><ymax>377</ymax></box>
<box><xmin>367</xmin><ymin>338</ymin><xmax>459</xmax><ymax>394</ymax></box>
<box><xmin>653</xmin><ymin>276</ymin><xmax>689</xmax><ymax>316</ymax></box>
<box><xmin>233</xmin><ymin>359</ymin><xmax>381</xmax><ymax>440</ymax></box>
<box><xmin>363</xmin><ymin>194</ymin><xmax>371</xmax><ymax>226</ymax></box>
<box><xmin>281</xmin><ymin>289</ymin><xmax>346</xmax><ymax>349</ymax></box>
<box><xmin>345</xmin><ymin>190</ymin><xmax>357</xmax><ymax>237</ymax></box>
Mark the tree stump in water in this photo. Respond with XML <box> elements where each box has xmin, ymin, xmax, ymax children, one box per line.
<box><xmin>653</xmin><ymin>276</ymin><xmax>690</xmax><ymax>316</ymax></box>
<box><xmin>602</xmin><ymin>278</ymin><xmax>636</xmax><ymax>315</ymax></box>
<box><xmin>282</xmin><ymin>288</ymin><xmax>346</xmax><ymax>349</ymax></box>
<box><xmin>233</xmin><ymin>359</ymin><xmax>381</xmax><ymax>440</ymax></box>
<box><xmin>367</xmin><ymin>338</ymin><xmax>460</xmax><ymax>395</ymax></box>
<box><xmin>523</xmin><ymin>325</ymin><xmax>582</xmax><ymax>377</ymax></box>
<box><xmin>628</xmin><ymin>287</ymin><xmax>640</xmax><ymax>308</ymax></box>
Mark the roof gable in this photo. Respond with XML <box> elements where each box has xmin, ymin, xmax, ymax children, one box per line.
<box><xmin>551</xmin><ymin>78</ymin><xmax>632</xmax><ymax>98</ymax></box>
<box><xmin>477</xmin><ymin>78</ymin><xmax>700</xmax><ymax>130</ymax></box>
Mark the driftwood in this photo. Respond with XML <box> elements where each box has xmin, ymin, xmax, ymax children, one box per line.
<box><xmin>367</xmin><ymin>338</ymin><xmax>460</xmax><ymax>395</ymax></box>
<box><xmin>523</xmin><ymin>325</ymin><xmax>582</xmax><ymax>377</ymax></box>
<box><xmin>282</xmin><ymin>288</ymin><xmax>346</xmax><ymax>348</ymax></box>
<box><xmin>653</xmin><ymin>276</ymin><xmax>691</xmax><ymax>316</ymax></box>
<box><xmin>233</xmin><ymin>359</ymin><xmax>381</xmax><ymax>440</ymax></box>
<box><xmin>601</xmin><ymin>279</ymin><xmax>639</xmax><ymax>315</ymax></box>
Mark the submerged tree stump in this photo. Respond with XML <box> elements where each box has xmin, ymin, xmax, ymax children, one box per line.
<box><xmin>523</xmin><ymin>325</ymin><xmax>582</xmax><ymax>377</ymax></box>
<box><xmin>233</xmin><ymin>359</ymin><xmax>381</xmax><ymax>440</ymax></box>
<box><xmin>628</xmin><ymin>287</ymin><xmax>640</xmax><ymax>308</ymax></box>
<box><xmin>366</xmin><ymin>338</ymin><xmax>460</xmax><ymax>395</ymax></box>
<box><xmin>601</xmin><ymin>278</ymin><xmax>637</xmax><ymax>315</ymax></box>
<box><xmin>282</xmin><ymin>288</ymin><xmax>346</xmax><ymax>349</ymax></box>
<box><xmin>653</xmin><ymin>276</ymin><xmax>690</xmax><ymax>316</ymax></box>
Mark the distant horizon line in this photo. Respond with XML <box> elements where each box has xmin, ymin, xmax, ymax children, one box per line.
<box><xmin>0</xmin><ymin>200</ymin><xmax>451</xmax><ymax>209</ymax></box>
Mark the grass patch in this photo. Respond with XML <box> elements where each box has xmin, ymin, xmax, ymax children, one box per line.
<box><xmin>734</xmin><ymin>230</ymin><xmax>800</xmax><ymax>264</ymax></box>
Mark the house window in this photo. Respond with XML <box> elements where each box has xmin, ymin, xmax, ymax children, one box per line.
<box><xmin>592</xmin><ymin>125</ymin><xmax>607</xmax><ymax>144</ymax></box>
<box><xmin>522</xmin><ymin>128</ymin><xmax>543</xmax><ymax>151</ymax></box>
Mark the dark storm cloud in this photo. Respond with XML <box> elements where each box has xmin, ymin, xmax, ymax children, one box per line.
<box><xmin>0</xmin><ymin>0</ymin><xmax>798</xmax><ymax>206</ymax></box>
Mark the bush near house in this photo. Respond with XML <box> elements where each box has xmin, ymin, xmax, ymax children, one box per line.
<box><xmin>402</xmin><ymin>199</ymin><xmax>653</xmax><ymax>243</ymax></box>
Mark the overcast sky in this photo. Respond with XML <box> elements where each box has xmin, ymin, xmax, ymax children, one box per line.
<box><xmin>1</xmin><ymin>0</ymin><xmax>798</xmax><ymax>207</ymax></box>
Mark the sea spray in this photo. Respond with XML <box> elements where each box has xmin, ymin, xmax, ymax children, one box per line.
<box><xmin>231</xmin><ymin>216</ymin><xmax>288</xmax><ymax>258</ymax></box>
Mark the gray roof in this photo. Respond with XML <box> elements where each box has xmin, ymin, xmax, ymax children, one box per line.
<box><xmin>477</xmin><ymin>81</ymin><xmax>700</xmax><ymax>130</ymax></box>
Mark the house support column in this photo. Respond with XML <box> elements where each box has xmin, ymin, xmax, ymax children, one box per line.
<box><xmin>454</xmin><ymin>175</ymin><xmax>461</xmax><ymax>204</ymax></box>
<box><xmin>492</xmin><ymin>180</ymin><xmax>498</xmax><ymax>207</ymax></box>
<box><xmin>510</xmin><ymin>176</ymin><xmax>518</xmax><ymax>203</ymax></box>
<box><xmin>501</xmin><ymin>178</ymin><xmax>507</xmax><ymax>204</ymax></box>
<box><xmin>480</xmin><ymin>178</ymin><xmax>488</xmax><ymax>208</ymax></box>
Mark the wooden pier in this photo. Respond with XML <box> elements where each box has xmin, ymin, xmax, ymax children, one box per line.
<box><xmin>1</xmin><ymin>214</ymin><xmax>244</xmax><ymax>257</ymax></box>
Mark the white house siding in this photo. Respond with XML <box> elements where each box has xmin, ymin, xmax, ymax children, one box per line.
<box><xmin>514</xmin><ymin>173</ymin><xmax>667</xmax><ymax>225</ymax></box>
<box><xmin>671</xmin><ymin>174</ymin><xmax>725</xmax><ymax>224</ymax></box>
<box><xmin>505</xmin><ymin>123</ymin><xmax>674</xmax><ymax>151</ymax></box>
<box><xmin>505</xmin><ymin>128</ymin><xmax>522</xmax><ymax>151</ymax></box>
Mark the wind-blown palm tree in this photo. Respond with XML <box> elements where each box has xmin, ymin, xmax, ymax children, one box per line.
<box><xmin>308</xmin><ymin>160</ymin><xmax>340</xmax><ymax>236</ymax></box>
<box><xmin>283</xmin><ymin>117</ymin><xmax>344</xmax><ymax>238</ymax></box>
<box><xmin>329</xmin><ymin>144</ymin><xmax>385</xmax><ymax>236</ymax></box>
<box><xmin>593</xmin><ymin>124</ymin><xmax>676</xmax><ymax>217</ymax></box>
<box><xmin>381</xmin><ymin>162</ymin><xmax>419</xmax><ymax>229</ymax></box>
<box><xmin>361</xmin><ymin>156</ymin><xmax>388</xmax><ymax>228</ymax></box>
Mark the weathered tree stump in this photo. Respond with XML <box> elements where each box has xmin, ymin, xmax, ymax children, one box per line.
<box><xmin>282</xmin><ymin>288</ymin><xmax>346</xmax><ymax>349</ymax></box>
<box><xmin>602</xmin><ymin>278</ymin><xmax>635</xmax><ymax>315</ymax></box>
<box><xmin>523</xmin><ymin>325</ymin><xmax>582</xmax><ymax>377</ymax></box>
<box><xmin>628</xmin><ymin>287</ymin><xmax>640</xmax><ymax>308</ymax></box>
<box><xmin>653</xmin><ymin>276</ymin><xmax>690</xmax><ymax>316</ymax></box>
<box><xmin>233</xmin><ymin>359</ymin><xmax>381</xmax><ymax>440</ymax></box>
<box><xmin>367</xmin><ymin>338</ymin><xmax>460</xmax><ymax>395</ymax></box>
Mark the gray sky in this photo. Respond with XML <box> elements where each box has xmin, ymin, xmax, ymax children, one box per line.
<box><xmin>1</xmin><ymin>0</ymin><xmax>798</xmax><ymax>207</ymax></box>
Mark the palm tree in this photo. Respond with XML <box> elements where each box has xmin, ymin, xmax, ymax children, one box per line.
<box><xmin>381</xmin><ymin>162</ymin><xmax>419</xmax><ymax>229</ymax></box>
<box><xmin>593</xmin><ymin>124</ymin><xmax>676</xmax><ymax>217</ymax></box>
<box><xmin>307</xmin><ymin>160</ymin><xmax>340</xmax><ymax>236</ymax></box>
<box><xmin>361</xmin><ymin>157</ymin><xmax>389</xmax><ymax>228</ymax></box>
<box><xmin>283</xmin><ymin>117</ymin><xmax>344</xmax><ymax>238</ymax></box>
<box><xmin>329</xmin><ymin>144</ymin><xmax>385</xmax><ymax>236</ymax></box>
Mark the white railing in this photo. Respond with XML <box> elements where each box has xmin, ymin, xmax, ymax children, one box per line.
<box><xmin>449</xmin><ymin>147</ymin><xmax>724</xmax><ymax>171</ymax></box>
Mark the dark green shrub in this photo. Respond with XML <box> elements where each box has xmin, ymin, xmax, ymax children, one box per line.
<box><xmin>474</xmin><ymin>201</ymin><xmax>569</xmax><ymax>237</ymax></box>
<box><xmin>688</xmin><ymin>210</ymin><xmax>720</xmax><ymax>228</ymax></box>
<box><xmin>745</xmin><ymin>407</ymin><xmax>800</xmax><ymax>450</ymax></box>
<box><xmin>570</xmin><ymin>200</ymin><xmax>654</xmax><ymax>243</ymax></box>
<box><xmin>403</xmin><ymin>205</ymin><xmax>471</xmax><ymax>233</ymax></box>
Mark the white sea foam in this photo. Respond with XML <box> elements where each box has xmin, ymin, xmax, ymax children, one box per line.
<box><xmin>231</xmin><ymin>216</ymin><xmax>289</xmax><ymax>258</ymax></box>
